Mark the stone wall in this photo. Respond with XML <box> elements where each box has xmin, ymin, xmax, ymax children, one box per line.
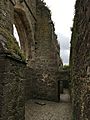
<box><xmin>70</xmin><ymin>0</ymin><xmax>90</xmax><ymax>119</ymax></box>
<box><xmin>0</xmin><ymin>27</ymin><xmax>26</xmax><ymax>119</ymax></box>
<box><xmin>0</xmin><ymin>1</ymin><xmax>26</xmax><ymax>118</ymax></box>
<box><xmin>31</xmin><ymin>0</ymin><xmax>61</xmax><ymax>101</ymax></box>
<box><xmin>22</xmin><ymin>0</ymin><xmax>62</xmax><ymax>101</ymax></box>
<box><xmin>14</xmin><ymin>0</ymin><xmax>36</xmax><ymax>65</ymax></box>
<box><xmin>23</xmin><ymin>0</ymin><xmax>63</xmax><ymax>102</ymax></box>
<box><xmin>0</xmin><ymin>55</ymin><xmax>25</xmax><ymax>120</ymax></box>
<box><xmin>25</xmin><ymin>67</ymin><xmax>37</xmax><ymax>101</ymax></box>
<box><xmin>0</xmin><ymin>0</ymin><xmax>14</xmax><ymax>32</ymax></box>
<box><xmin>0</xmin><ymin>0</ymin><xmax>63</xmax><ymax>119</ymax></box>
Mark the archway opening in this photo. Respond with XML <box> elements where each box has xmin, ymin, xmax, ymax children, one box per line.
<box><xmin>14</xmin><ymin>6</ymin><xmax>34</xmax><ymax>61</ymax></box>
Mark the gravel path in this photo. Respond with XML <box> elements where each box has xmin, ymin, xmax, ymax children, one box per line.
<box><xmin>25</xmin><ymin>90</ymin><xmax>72</xmax><ymax>120</ymax></box>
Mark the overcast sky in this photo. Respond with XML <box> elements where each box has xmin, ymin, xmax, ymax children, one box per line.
<box><xmin>44</xmin><ymin>0</ymin><xmax>76</xmax><ymax>65</ymax></box>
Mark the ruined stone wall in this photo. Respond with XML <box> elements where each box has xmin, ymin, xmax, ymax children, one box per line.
<box><xmin>70</xmin><ymin>0</ymin><xmax>90</xmax><ymax>119</ymax></box>
<box><xmin>0</xmin><ymin>0</ymin><xmax>62</xmax><ymax>119</ymax></box>
<box><xmin>25</xmin><ymin>67</ymin><xmax>37</xmax><ymax>101</ymax></box>
<box><xmin>35</xmin><ymin>0</ymin><xmax>61</xmax><ymax>71</ymax></box>
<box><xmin>59</xmin><ymin>70</ymin><xmax>70</xmax><ymax>82</ymax></box>
<box><xmin>0</xmin><ymin>0</ymin><xmax>14</xmax><ymax>32</ymax></box>
<box><xmin>13</xmin><ymin>0</ymin><xmax>36</xmax><ymax>65</ymax></box>
<box><xmin>0</xmin><ymin>55</ymin><xmax>25</xmax><ymax>120</ymax></box>
<box><xmin>29</xmin><ymin>0</ymin><xmax>61</xmax><ymax>101</ymax></box>
<box><xmin>0</xmin><ymin>1</ymin><xmax>26</xmax><ymax>119</ymax></box>
<box><xmin>0</xmin><ymin>26</ymin><xmax>26</xmax><ymax>120</ymax></box>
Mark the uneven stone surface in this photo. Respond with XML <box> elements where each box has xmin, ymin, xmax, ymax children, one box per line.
<box><xmin>70</xmin><ymin>0</ymin><xmax>90</xmax><ymax>119</ymax></box>
<box><xmin>25</xmin><ymin>90</ymin><xmax>72</xmax><ymax>120</ymax></box>
<box><xmin>1</xmin><ymin>0</ymin><xmax>90</xmax><ymax>120</ymax></box>
<box><xmin>0</xmin><ymin>55</ymin><xmax>26</xmax><ymax>120</ymax></box>
<box><xmin>0</xmin><ymin>0</ymin><xmax>14</xmax><ymax>32</ymax></box>
<box><xmin>32</xmin><ymin>0</ymin><xmax>62</xmax><ymax>102</ymax></box>
<box><xmin>0</xmin><ymin>0</ymin><xmax>63</xmax><ymax>119</ymax></box>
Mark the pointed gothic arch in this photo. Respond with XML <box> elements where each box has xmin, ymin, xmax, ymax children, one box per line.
<box><xmin>14</xmin><ymin>4</ymin><xmax>35</xmax><ymax>62</ymax></box>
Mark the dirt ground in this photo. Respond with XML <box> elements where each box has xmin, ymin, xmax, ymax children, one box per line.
<box><xmin>25</xmin><ymin>89</ymin><xmax>72</xmax><ymax>120</ymax></box>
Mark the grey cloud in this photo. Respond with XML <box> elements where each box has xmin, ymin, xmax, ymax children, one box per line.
<box><xmin>60</xmin><ymin>50</ymin><xmax>70</xmax><ymax>65</ymax></box>
<box><xmin>57</xmin><ymin>33</ymin><xmax>71</xmax><ymax>65</ymax></box>
<box><xmin>57</xmin><ymin>33</ymin><xmax>70</xmax><ymax>50</ymax></box>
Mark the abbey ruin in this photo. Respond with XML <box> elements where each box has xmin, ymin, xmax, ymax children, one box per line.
<box><xmin>0</xmin><ymin>0</ymin><xmax>90</xmax><ymax>120</ymax></box>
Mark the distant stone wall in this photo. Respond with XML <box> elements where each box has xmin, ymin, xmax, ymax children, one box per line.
<box><xmin>70</xmin><ymin>0</ymin><xmax>90</xmax><ymax>119</ymax></box>
<box><xmin>25</xmin><ymin>68</ymin><xmax>60</xmax><ymax>102</ymax></box>
<box><xmin>31</xmin><ymin>0</ymin><xmax>61</xmax><ymax>101</ymax></box>
<box><xmin>33</xmin><ymin>70</ymin><xmax>59</xmax><ymax>101</ymax></box>
<box><xmin>35</xmin><ymin>0</ymin><xmax>61</xmax><ymax>71</ymax></box>
<box><xmin>19</xmin><ymin>0</ymin><xmax>63</xmax><ymax>102</ymax></box>
<box><xmin>59</xmin><ymin>69</ymin><xmax>70</xmax><ymax>81</ymax></box>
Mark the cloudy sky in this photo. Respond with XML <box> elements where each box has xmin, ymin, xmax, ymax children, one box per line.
<box><xmin>44</xmin><ymin>0</ymin><xmax>76</xmax><ymax>65</ymax></box>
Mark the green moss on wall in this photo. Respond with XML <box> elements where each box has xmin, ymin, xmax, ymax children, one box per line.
<box><xmin>0</xmin><ymin>26</ymin><xmax>26</xmax><ymax>62</ymax></box>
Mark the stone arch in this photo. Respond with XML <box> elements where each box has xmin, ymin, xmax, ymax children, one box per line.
<box><xmin>14</xmin><ymin>4</ymin><xmax>35</xmax><ymax>62</ymax></box>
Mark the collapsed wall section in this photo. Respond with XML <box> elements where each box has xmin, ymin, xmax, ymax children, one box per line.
<box><xmin>70</xmin><ymin>0</ymin><xmax>90</xmax><ymax>119</ymax></box>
